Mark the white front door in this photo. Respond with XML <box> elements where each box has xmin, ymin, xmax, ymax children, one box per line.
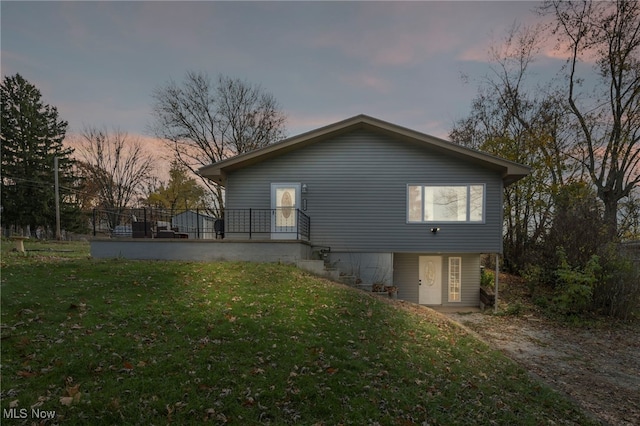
<box><xmin>419</xmin><ymin>256</ymin><xmax>442</xmax><ymax>305</ymax></box>
<box><xmin>271</xmin><ymin>183</ymin><xmax>301</xmax><ymax>239</ymax></box>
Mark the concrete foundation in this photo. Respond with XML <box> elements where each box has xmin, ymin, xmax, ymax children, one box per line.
<box><xmin>90</xmin><ymin>238</ymin><xmax>312</xmax><ymax>264</ymax></box>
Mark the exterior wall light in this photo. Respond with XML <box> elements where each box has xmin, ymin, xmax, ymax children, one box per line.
<box><xmin>430</xmin><ymin>227</ymin><xmax>440</xmax><ymax>234</ymax></box>
<box><xmin>302</xmin><ymin>183</ymin><xmax>308</xmax><ymax>194</ymax></box>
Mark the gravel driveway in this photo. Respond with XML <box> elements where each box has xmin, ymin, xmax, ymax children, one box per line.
<box><xmin>446</xmin><ymin>311</ymin><xmax>640</xmax><ymax>426</ymax></box>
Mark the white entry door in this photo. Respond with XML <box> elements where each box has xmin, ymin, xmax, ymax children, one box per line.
<box><xmin>271</xmin><ymin>183</ymin><xmax>301</xmax><ymax>239</ymax></box>
<box><xmin>419</xmin><ymin>256</ymin><xmax>442</xmax><ymax>305</ymax></box>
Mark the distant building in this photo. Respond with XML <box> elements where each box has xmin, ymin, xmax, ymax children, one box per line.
<box><xmin>171</xmin><ymin>210</ymin><xmax>217</xmax><ymax>239</ymax></box>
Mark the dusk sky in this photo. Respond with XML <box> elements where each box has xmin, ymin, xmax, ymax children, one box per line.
<box><xmin>2</xmin><ymin>1</ymin><xmax>569</xmax><ymax>161</ymax></box>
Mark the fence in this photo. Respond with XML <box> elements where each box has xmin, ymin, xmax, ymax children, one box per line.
<box><xmin>92</xmin><ymin>207</ymin><xmax>310</xmax><ymax>241</ymax></box>
<box><xmin>224</xmin><ymin>209</ymin><xmax>311</xmax><ymax>240</ymax></box>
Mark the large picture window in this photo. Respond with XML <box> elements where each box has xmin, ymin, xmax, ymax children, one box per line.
<box><xmin>408</xmin><ymin>184</ymin><xmax>484</xmax><ymax>223</ymax></box>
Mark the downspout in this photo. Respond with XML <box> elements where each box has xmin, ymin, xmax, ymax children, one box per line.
<box><xmin>494</xmin><ymin>253</ymin><xmax>500</xmax><ymax>314</ymax></box>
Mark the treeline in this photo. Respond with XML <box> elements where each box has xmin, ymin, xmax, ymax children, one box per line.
<box><xmin>0</xmin><ymin>72</ymin><xmax>287</xmax><ymax>237</ymax></box>
<box><xmin>451</xmin><ymin>1</ymin><xmax>640</xmax><ymax>319</ymax></box>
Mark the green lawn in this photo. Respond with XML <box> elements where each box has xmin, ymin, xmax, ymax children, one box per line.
<box><xmin>1</xmin><ymin>240</ymin><xmax>596</xmax><ymax>425</ymax></box>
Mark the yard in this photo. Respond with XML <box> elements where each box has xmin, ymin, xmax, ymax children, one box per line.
<box><xmin>448</xmin><ymin>275</ymin><xmax>640</xmax><ymax>426</ymax></box>
<box><xmin>1</xmin><ymin>240</ymin><xmax>596</xmax><ymax>425</ymax></box>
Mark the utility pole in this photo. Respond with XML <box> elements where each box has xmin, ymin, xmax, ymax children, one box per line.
<box><xmin>494</xmin><ymin>253</ymin><xmax>500</xmax><ymax>314</ymax></box>
<box><xmin>54</xmin><ymin>156</ymin><xmax>61</xmax><ymax>240</ymax></box>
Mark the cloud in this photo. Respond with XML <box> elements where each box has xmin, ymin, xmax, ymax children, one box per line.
<box><xmin>339</xmin><ymin>72</ymin><xmax>392</xmax><ymax>94</ymax></box>
<box><xmin>65</xmin><ymin>131</ymin><xmax>173</xmax><ymax>181</ymax></box>
<box><xmin>457</xmin><ymin>45</ymin><xmax>490</xmax><ymax>63</ymax></box>
<box><xmin>305</xmin><ymin>2</ymin><xmax>473</xmax><ymax>68</ymax></box>
<box><xmin>310</xmin><ymin>24</ymin><xmax>461</xmax><ymax>68</ymax></box>
<box><xmin>540</xmin><ymin>39</ymin><xmax>600</xmax><ymax>65</ymax></box>
<box><xmin>285</xmin><ymin>113</ymin><xmax>351</xmax><ymax>136</ymax></box>
<box><xmin>0</xmin><ymin>50</ymin><xmax>38</xmax><ymax>77</ymax></box>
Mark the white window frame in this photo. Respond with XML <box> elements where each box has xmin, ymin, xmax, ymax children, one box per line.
<box><xmin>407</xmin><ymin>184</ymin><xmax>485</xmax><ymax>223</ymax></box>
<box><xmin>448</xmin><ymin>257</ymin><xmax>462</xmax><ymax>302</ymax></box>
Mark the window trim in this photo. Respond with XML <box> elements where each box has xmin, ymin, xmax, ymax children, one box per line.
<box><xmin>448</xmin><ymin>257</ymin><xmax>462</xmax><ymax>302</ymax></box>
<box><xmin>406</xmin><ymin>184</ymin><xmax>485</xmax><ymax>224</ymax></box>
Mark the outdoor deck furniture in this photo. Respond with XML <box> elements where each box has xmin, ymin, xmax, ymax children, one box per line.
<box><xmin>156</xmin><ymin>230</ymin><xmax>176</xmax><ymax>238</ymax></box>
<box><xmin>156</xmin><ymin>230</ymin><xmax>189</xmax><ymax>239</ymax></box>
<box><xmin>132</xmin><ymin>221</ymin><xmax>152</xmax><ymax>238</ymax></box>
<box><xmin>214</xmin><ymin>219</ymin><xmax>224</xmax><ymax>239</ymax></box>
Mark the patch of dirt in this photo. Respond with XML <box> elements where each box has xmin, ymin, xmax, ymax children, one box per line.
<box><xmin>445</xmin><ymin>277</ymin><xmax>640</xmax><ymax>426</ymax></box>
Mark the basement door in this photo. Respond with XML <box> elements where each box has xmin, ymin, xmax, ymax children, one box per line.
<box><xmin>271</xmin><ymin>183</ymin><xmax>301</xmax><ymax>240</ymax></box>
<box><xmin>419</xmin><ymin>256</ymin><xmax>442</xmax><ymax>305</ymax></box>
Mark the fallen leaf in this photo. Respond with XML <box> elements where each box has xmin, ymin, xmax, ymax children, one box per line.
<box><xmin>204</xmin><ymin>408</ymin><xmax>216</xmax><ymax>420</ymax></box>
<box><xmin>109</xmin><ymin>398</ymin><xmax>120</xmax><ymax>410</ymax></box>
<box><xmin>31</xmin><ymin>396</ymin><xmax>46</xmax><ymax>410</ymax></box>
<box><xmin>66</xmin><ymin>384</ymin><xmax>81</xmax><ymax>397</ymax></box>
<box><xmin>60</xmin><ymin>396</ymin><xmax>74</xmax><ymax>406</ymax></box>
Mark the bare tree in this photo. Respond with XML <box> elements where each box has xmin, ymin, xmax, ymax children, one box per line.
<box><xmin>451</xmin><ymin>24</ymin><xmax>576</xmax><ymax>271</ymax></box>
<box><xmin>77</xmin><ymin>127</ymin><xmax>155</xmax><ymax>229</ymax></box>
<box><xmin>542</xmin><ymin>0</ymin><xmax>640</xmax><ymax>237</ymax></box>
<box><xmin>149</xmin><ymin>71</ymin><xmax>287</xmax><ymax>215</ymax></box>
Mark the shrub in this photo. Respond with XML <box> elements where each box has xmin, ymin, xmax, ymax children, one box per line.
<box><xmin>533</xmin><ymin>295</ymin><xmax>550</xmax><ymax>309</ymax></box>
<box><xmin>552</xmin><ymin>247</ymin><xmax>600</xmax><ymax>316</ymax></box>
<box><xmin>592</xmin><ymin>244</ymin><xmax>640</xmax><ymax>320</ymax></box>
<box><xmin>537</xmin><ymin>182</ymin><xmax>609</xmax><ymax>290</ymax></box>
<box><xmin>501</xmin><ymin>302</ymin><xmax>523</xmax><ymax>316</ymax></box>
<box><xmin>521</xmin><ymin>263</ymin><xmax>543</xmax><ymax>295</ymax></box>
<box><xmin>480</xmin><ymin>267</ymin><xmax>494</xmax><ymax>289</ymax></box>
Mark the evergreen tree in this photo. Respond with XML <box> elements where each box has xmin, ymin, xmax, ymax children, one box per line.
<box><xmin>1</xmin><ymin>73</ymin><xmax>82</xmax><ymax>236</ymax></box>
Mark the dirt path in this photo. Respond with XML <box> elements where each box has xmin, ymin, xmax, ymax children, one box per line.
<box><xmin>446</xmin><ymin>311</ymin><xmax>640</xmax><ymax>426</ymax></box>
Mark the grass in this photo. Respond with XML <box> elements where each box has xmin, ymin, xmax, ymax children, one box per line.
<box><xmin>1</xmin><ymin>240</ymin><xmax>597</xmax><ymax>425</ymax></box>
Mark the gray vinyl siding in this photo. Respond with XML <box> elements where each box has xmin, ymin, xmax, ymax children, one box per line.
<box><xmin>393</xmin><ymin>253</ymin><xmax>480</xmax><ymax>306</ymax></box>
<box><xmin>226</xmin><ymin>129</ymin><xmax>504</xmax><ymax>254</ymax></box>
<box><xmin>442</xmin><ymin>254</ymin><xmax>481</xmax><ymax>306</ymax></box>
<box><xmin>393</xmin><ymin>253</ymin><xmax>419</xmax><ymax>303</ymax></box>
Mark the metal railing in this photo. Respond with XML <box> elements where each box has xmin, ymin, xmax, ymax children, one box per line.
<box><xmin>224</xmin><ymin>208</ymin><xmax>310</xmax><ymax>240</ymax></box>
<box><xmin>92</xmin><ymin>207</ymin><xmax>310</xmax><ymax>241</ymax></box>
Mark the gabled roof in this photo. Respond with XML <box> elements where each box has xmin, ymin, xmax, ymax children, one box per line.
<box><xmin>198</xmin><ymin>114</ymin><xmax>530</xmax><ymax>186</ymax></box>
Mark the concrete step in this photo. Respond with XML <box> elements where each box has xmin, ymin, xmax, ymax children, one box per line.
<box><xmin>296</xmin><ymin>259</ymin><xmax>340</xmax><ymax>281</ymax></box>
<box><xmin>355</xmin><ymin>283</ymin><xmax>373</xmax><ymax>292</ymax></box>
<box><xmin>338</xmin><ymin>275</ymin><xmax>358</xmax><ymax>286</ymax></box>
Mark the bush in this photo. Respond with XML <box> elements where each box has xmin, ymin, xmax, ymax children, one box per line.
<box><xmin>528</xmin><ymin>245</ymin><xmax>639</xmax><ymax>320</ymax></box>
<box><xmin>592</xmin><ymin>244</ymin><xmax>640</xmax><ymax>320</ymax></box>
<box><xmin>538</xmin><ymin>182</ymin><xmax>609</xmax><ymax>290</ymax></box>
<box><xmin>480</xmin><ymin>267</ymin><xmax>494</xmax><ymax>289</ymax></box>
<box><xmin>552</xmin><ymin>247</ymin><xmax>600</xmax><ymax>316</ymax></box>
<box><xmin>521</xmin><ymin>263</ymin><xmax>543</xmax><ymax>295</ymax></box>
<box><xmin>500</xmin><ymin>302</ymin><xmax>523</xmax><ymax>316</ymax></box>
<box><xmin>533</xmin><ymin>295</ymin><xmax>550</xmax><ymax>309</ymax></box>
